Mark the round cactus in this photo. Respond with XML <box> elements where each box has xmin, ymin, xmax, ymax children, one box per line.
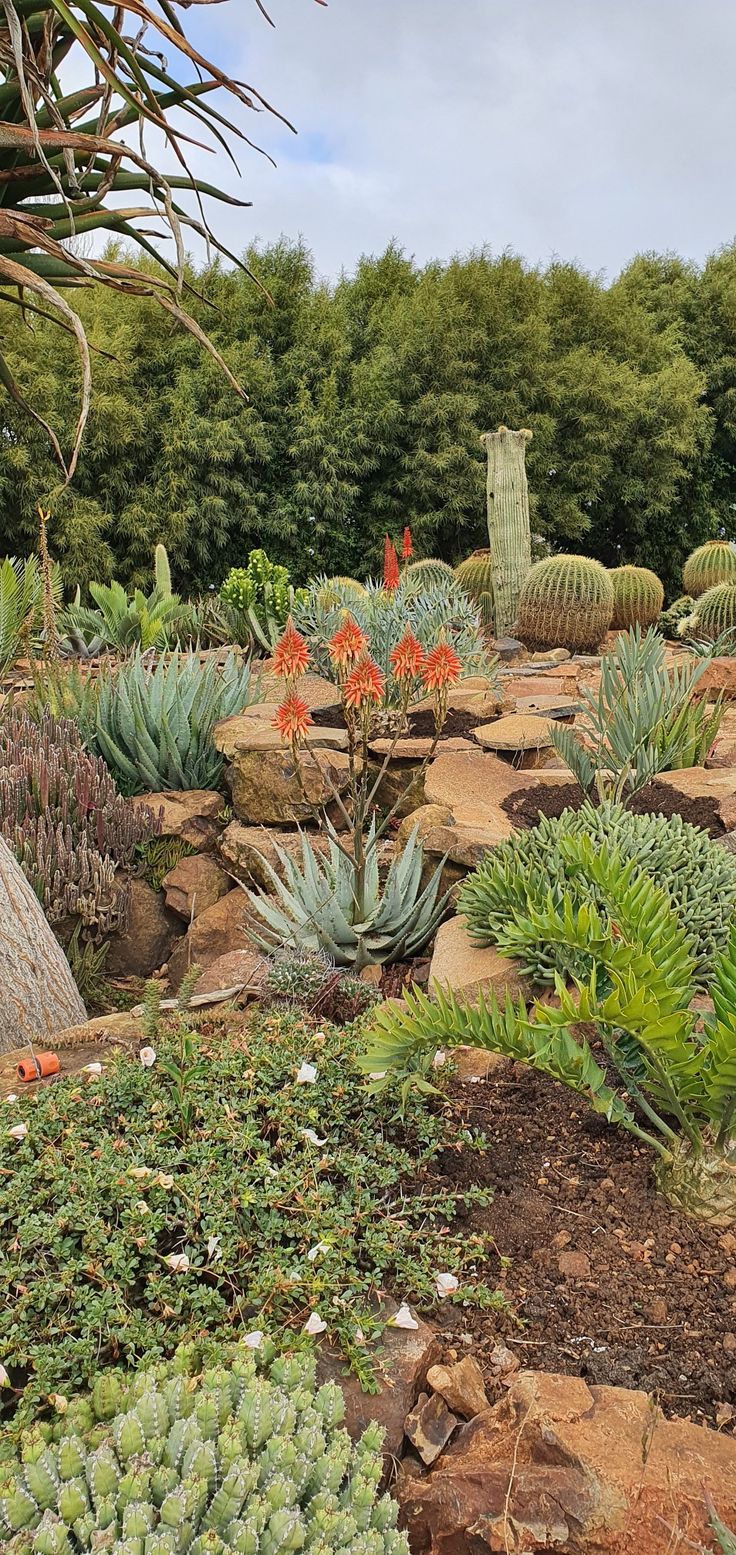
<box><xmin>312</xmin><ymin>576</ymin><xmax>367</xmax><ymax>613</ymax></box>
<box><xmin>517</xmin><ymin>555</ymin><xmax>614</xmax><ymax>653</ymax></box>
<box><xmin>683</xmin><ymin>539</ymin><xmax>736</xmax><ymax>597</ymax></box>
<box><xmin>609</xmin><ymin>565</ymin><xmax>664</xmax><ymax>630</ymax></box>
<box><xmin>401</xmin><ymin>558</ymin><xmax>456</xmax><ymax>594</ymax></box>
<box><xmin>455</xmin><ymin>550</ymin><xmax>494</xmax><ymax>628</ymax></box>
<box><xmin>689</xmin><ymin>581</ymin><xmax>736</xmax><ymax>642</ymax></box>
<box><xmin>0</xmin><ymin>1347</ymin><xmax>406</xmax><ymax>1555</ymax></box>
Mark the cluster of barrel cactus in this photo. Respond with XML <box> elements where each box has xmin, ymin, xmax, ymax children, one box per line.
<box><xmin>686</xmin><ymin>581</ymin><xmax>736</xmax><ymax>643</ymax></box>
<box><xmin>516</xmin><ymin>554</ymin><xmax>614</xmax><ymax>652</ymax></box>
<box><xmin>0</xmin><ymin>708</ymin><xmax>157</xmax><ymax>935</ymax></box>
<box><xmin>0</xmin><ymin>1349</ymin><xmax>406</xmax><ymax>1555</ymax></box>
<box><xmin>455</xmin><ymin>550</ymin><xmax>494</xmax><ymax>628</ymax></box>
<box><xmin>609</xmin><ymin>565</ymin><xmax>664</xmax><ymax>630</ymax></box>
<box><xmin>683</xmin><ymin>539</ymin><xmax>736</xmax><ymax>597</ymax></box>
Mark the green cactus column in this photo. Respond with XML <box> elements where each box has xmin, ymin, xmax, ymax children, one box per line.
<box><xmin>481</xmin><ymin>425</ymin><xmax>533</xmax><ymax>638</ymax></box>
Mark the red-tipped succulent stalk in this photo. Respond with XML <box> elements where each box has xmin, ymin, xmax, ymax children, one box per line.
<box><xmin>383</xmin><ymin>535</ymin><xmax>400</xmax><ymax>592</ymax></box>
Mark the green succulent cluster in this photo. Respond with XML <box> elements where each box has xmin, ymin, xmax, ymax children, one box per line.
<box><xmin>263</xmin><ymin>950</ymin><xmax>378</xmax><ymax>1023</ymax></box>
<box><xmin>220</xmin><ymin>552</ymin><xmax>308</xmax><ymax>655</ymax></box>
<box><xmin>658</xmin><ymin>595</ymin><xmax>694</xmax><ymax>639</ymax></box>
<box><xmin>516</xmin><ymin>554</ymin><xmax>614</xmax><ymax>652</ymax></box>
<box><xmin>454</xmin><ymin>551</ymin><xmax>494</xmax><ymax>629</ymax></box>
<box><xmin>458</xmin><ymin>801</ymin><xmax>736</xmax><ymax>989</ymax></box>
<box><xmin>687</xmin><ymin>582</ymin><xmax>736</xmax><ymax>643</ymax></box>
<box><xmin>683</xmin><ymin>539</ymin><xmax>736</xmax><ymax>597</ymax></box>
<box><xmin>1</xmin><ymin>1348</ymin><xmax>406</xmax><ymax>1555</ymax></box>
<box><xmin>609</xmin><ymin>565</ymin><xmax>664</xmax><ymax>630</ymax></box>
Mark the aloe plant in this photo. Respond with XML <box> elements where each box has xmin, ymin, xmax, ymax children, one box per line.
<box><xmin>362</xmin><ymin>837</ymin><xmax>736</xmax><ymax>1225</ymax></box>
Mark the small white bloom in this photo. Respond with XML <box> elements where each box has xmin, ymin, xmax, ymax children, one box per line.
<box><xmin>306</xmin><ymin>1242</ymin><xmax>330</xmax><ymax>1262</ymax></box>
<box><xmin>83</xmin><ymin>1062</ymin><xmax>103</xmax><ymax>1076</ymax></box>
<box><xmin>128</xmin><ymin>1165</ymin><xmax>152</xmax><ymax>1179</ymax></box>
<box><xmin>48</xmin><ymin>1394</ymin><xmax>68</xmax><ymax>1414</ymax></box>
<box><xmin>314</xmin><ymin>1031</ymin><xmax>326</xmax><ymax>1042</ymax></box>
<box><xmin>354</xmin><ymin>1327</ymin><xmax>366</xmax><ymax>1346</ymax></box>
<box><xmin>0</xmin><ymin>1364</ymin><xmax>10</xmax><ymax>1387</ymax></box>
<box><xmin>243</xmin><ymin>1330</ymin><xmax>264</xmax><ymax>1350</ymax></box>
<box><xmin>5</xmin><ymin>1094</ymin><xmax>18</xmax><ymax>1104</ymax></box>
<box><xmin>139</xmin><ymin>1046</ymin><xmax>157</xmax><ymax>1068</ymax></box>
<box><xmin>368</xmin><ymin>1071</ymin><xmax>386</xmax><ymax>1082</ymax></box>
<box><xmin>435</xmin><ymin>1272</ymin><xmax>460</xmax><ymax>1299</ymax></box>
<box><xmin>8</xmin><ymin>1123</ymin><xmax>27</xmax><ymax>1142</ymax></box>
<box><xmin>165</xmin><ymin>1253</ymin><xmax>189</xmax><ymax>1274</ymax></box>
<box><xmin>133</xmin><ymin>1200</ymin><xmax>150</xmax><ymax>1216</ymax></box>
<box><xmin>303</xmin><ymin>1312</ymin><xmax>327</xmax><ymax>1336</ymax></box>
<box><xmin>206</xmin><ymin>1234</ymin><xmax>222</xmax><ymax>1262</ymax></box>
<box><xmin>295</xmin><ymin>1062</ymin><xmax>317</xmax><ymax>1085</ymax></box>
<box><xmin>433</xmin><ymin>1050</ymin><xmax>447</xmax><ymax>1069</ymax></box>
<box><xmin>301</xmin><ymin>1128</ymin><xmax>327</xmax><ymax>1146</ymax></box>
<box><xmin>391</xmin><ymin>1303</ymin><xmax>419</xmax><ymax>1331</ymax></box>
<box><xmin>155</xmin><ymin>1173</ymin><xmax>174</xmax><ymax>1190</ymax></box>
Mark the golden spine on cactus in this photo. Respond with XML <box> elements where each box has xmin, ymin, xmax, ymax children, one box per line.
<box><xmin>690</xmin><ymin>581</ymin><xmax>736</xmax><ymax>642</ymax></box>
<box><xmin>455</xmin><ymin>550</ymin><xmax>494</xmax><ymax>628</ymax></box>
<box><xmin>609</xmin><ymin>565</ymin><xmax>664</xmax><ymax>630</ymax></box>
<box><xmin>683</xmin><ymin>539</ymin><xmax>736</xmax><ymax>597</ymax></box>
<box><xmin>517</xmin><ymin>554</ymin><xmax>614</xmax><ymax>653</ymax></box>
<box><xmin>401</xmin><ymin>558</ymin><xmax>456</xmax><ymax>593</ymax></box>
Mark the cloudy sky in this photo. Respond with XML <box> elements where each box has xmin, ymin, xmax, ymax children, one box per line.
<box><xmin>178</xmin><ymin>0</ymin><xmax>734</xmax><ymax>282</ymax></box>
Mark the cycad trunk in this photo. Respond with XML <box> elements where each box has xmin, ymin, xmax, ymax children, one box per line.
<box><xmin>0</xmin><ymin>836</ymin><xmax>86</xmax><ymax>1054</ymax></box>
<box><xmin>481</xmin><ymin>426</ymin><xmax>533</xmax><ymax>638</ymax></box>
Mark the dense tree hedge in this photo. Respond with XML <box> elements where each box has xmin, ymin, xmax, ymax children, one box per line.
<box><xmin>2</xmin><ymin>237</ymin><xmax>736</xmax><ymax>597</ymax></box>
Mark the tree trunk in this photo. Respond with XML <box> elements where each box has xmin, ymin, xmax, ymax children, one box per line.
<box><xmin>0</xmin><ymin>835</ymin><xmax>86</xmax><ymax>1054</ymax></box>
<box><xmin>481</xmin><ymin>426</ymin><xmax>533</xmax><ymax>638</ymax></box>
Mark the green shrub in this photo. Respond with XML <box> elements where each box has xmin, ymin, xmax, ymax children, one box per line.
<box><xmin>683</xmin><ymin>539</ymin><xmax>736</xmax><ymax>597</ymax></box>
<box><xmin>609</xmin><ymin>565</ymin><xmax>664</xmax><ymax>629</ymax></box>
<box><xmin>517</xmin><ymin>554</ymin><xmax>614</xmax><ymax>652</ymax></box>
<box><xmin>220</xmin><ymin>550</ymin><xmax>308</xmax><ymax>654</ymax></box>
<box><xmin>0</xmin><ymin>1012</ymin><xmax>498</xmax><ymax>1427</ymax></box>
<box><xmin>658</xmin><ymin>594</ymin><xmax>694</xmax><ymax>639</ymax></box>
<box><xmin>0</xmin><ymin>1347</ymin><xmax>406</xmax><ymax>1555</ymax></box>
<box><xmin>90</xmin><ymin>650</ymin><xmax>256</xmax><ymax>794</ymax></box>
<box><xmin>458</xmin><ymin>801</ymin><xmax>736</xmax><ymax>989</ymax></box>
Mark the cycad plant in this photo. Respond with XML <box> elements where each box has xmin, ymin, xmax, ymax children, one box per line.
<box><xmin>62</xmin><ymin>579</ymin><xmax>182</xmax><ymax>653</ymax></box>
<box><xmin>0</xmin><ymin>2</ymin><xmax>286</xmax><ymax>479</ymax></box>
<box><xmin>550</xmin><ymin>626</ymin><xmax>722</xmax><ymax>803</ymax></box>
<box><xmin>362</xmin><ymin>838</ymin><xmax>736</xmax><ymax>1225</ymax></box>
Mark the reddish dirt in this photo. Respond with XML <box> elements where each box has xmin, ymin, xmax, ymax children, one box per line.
<box><xmin>501</xmin><ymin>779</ymin><xmax>726</xmax><ymax>837</ymax></box>
<box><xmin>426</xmin><ymin>1063</ymin><xmax>736</xmax><ymax>1431</ymax></box>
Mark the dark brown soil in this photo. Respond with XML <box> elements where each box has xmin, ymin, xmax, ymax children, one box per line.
<box><xmin>310</xmin><ymin>705</ymin><xmax>484</xmax><ymax>741</ymax></box>
<box><xmin>427</xmin><ymin>1064</ymin><xmax>736</xmax><ymax>1429</ymax></box>
<box><xmin>501</xmin><ymin>780</ymin><xmax>726</xmax><ymax>837</ymax></box>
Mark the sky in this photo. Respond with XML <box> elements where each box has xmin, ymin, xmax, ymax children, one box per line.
<box><xmin>164</xmin><ymin>0</ymin><xmax>736</xmax><ymax>282</ymax></box>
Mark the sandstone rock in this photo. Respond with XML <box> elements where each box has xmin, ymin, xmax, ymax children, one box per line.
<box><xmin>557</xmin><ymin>1250</ymin><xmax>592</xmax><ymax>1279</ymax></box>
<box><xmin>316</xmin><ymin>1303</ymin><xmax>440</xmax><ymax>1461</ymax></box>
<box><xmin>514</xmin><ymin>692</ymin><xmax>582</xmax><ymax>720</ymax></box>
<box><xmin>529</xmin><ymin>647</ymin><xmax>571</xmax><ymax>664</ymax></box>
<box><xmin>131</xmin><ymin>789</ymin><xmax>223</xmax><ymax>851</ymax></box>
<box><xmin>474</xmin><ymin>713</ymin><xmax>554</xmax><ymax>751</ymax></box>
<box><xmin>426</xmin><ymin>1357</ymin><xmax>488</xmax><ymax>1419</ymax></box>
<box><xmin>493</xmin><ymin>637</ymin><xmax>524</xmax><ymax>662</ymax></box>
<box><xmin>230</xmin><ymin>747</ymin><xmax>354</xmax><ymax>825</ymax></box>
<box><xmin>217</xmin><ymin>821</ymin><xmax>332</xmax><ymax>889</ymax></box>
<box><xmin>257</xmin><ymin>671</ymin><xmax>340</xmax><ymax>710</ymax></box>
<box><xmin>656</xmin><ymin>765</ymin><xmax>736</xmax><ymax>827</ymax></box>
<box><xmin>162</xmin><ymin>853</ymin><xmax>231</xmax><ymax>921</ymax></box>
<box><xmin>486</xmin><ymin>1343</ymin><xmax>520</xmax><ymax>1379</ymax></box>
<box><xmin>369</xmin><ymin>736</ymin><xmax>474</xmax><ymax>759</ymax></box>
<box><xmin>195</xmin><ymin>948</ymin><xmax>268</xmax><ymax>998</ymax></box>
<box><xmin>502</xmin><ymin>672</ymin><xmax>568</xmax><ymax>699</ymax></box>
<box><xmin>411</xmin><ymin>689</ymin><xmax>503</xmax><ymax>720</ymax></box>
<box><xmin>404</xmin><ymin>1392</ymin><xmax>458</xmax><ymax>1466</ymax></box>
<box><xmin>422</xmin><ymin>823</ymin><xmax>506</xmax><ymax>870</ymax></box>
<box><xmin>396</xmin><ymin>804</ymin><xmax>455</xmax><ymax>849</ymax></box>
<box><xmin>397</xmin><ymin>1370</ymin><xmax>736</xmax><ymax>1555</ymax></box>
<box><xmin>105</xmin><ymin>879</ymin><xmax>184</xmax><ymax>978</ymax></box>
<box><xmin>429</xmin><ymin>915</ymin><xmax>529</xmax><ymax>1004</ymax></box>
<box><xmin>691</xmin><ymin>657</ymin><xmax>736</xmax><ymax>700</ymax></box>
<box><xmin>214</xmin><ymin>706</ymin><xmax>348</xmax><ymax>759</ymax></box>
<box><xmin>424</xmin><ymin>750</ymin><xmax>519</xmax><ymax>831</ymax></box>
<box><xmin>166</xmin><ymin>888</ymin><xmax>257</xmax><ymax>991</ymax></box>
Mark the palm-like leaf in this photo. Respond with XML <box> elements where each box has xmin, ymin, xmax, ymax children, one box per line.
<box><xmin>0</xmin><ymin>0</ymin><xmax>310</xmax><ymax>476</ymax></box>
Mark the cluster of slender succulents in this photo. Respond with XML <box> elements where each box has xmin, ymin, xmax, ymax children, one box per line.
<box><xmin>516</xmin><ymin>554</ymin><xmax>614</xmax><ymax>652</ymax></box>
<box><xmin>0</xmin><ymin>709</ymin><xmax>157</xmax><ymax>934</ymax></box>
<box><xmin>683</xmin><ymin>539</ymin><xmax>736</xmax><ymax>597</ymax></box>
<box><xmin>684</xmin><ymin>582</ymin><xmax>736</xmax><ymax>643</ymax></box>
<box><xmin>609</xmin><ymin>565</ymin><xmax>664</xmax><ymax>630</ymax></box>
<box><xmin>220</xmin><ymin>550</ymin><xmax>308</xmax><ymax>654</ymax></box>
<box><xmin>0</xmin><ymin>555</ymin><xmax>63</xmax><ymax>674</ymax></box>
<box><xmin>455</xmin><ymin>550</ymin><xmax>494</xmax><ymax>628</ymax></box>
<box><xmin>0</xmin><ymin>1348</ymin><xmax>406</xmax><ymax>1555</ymax></box>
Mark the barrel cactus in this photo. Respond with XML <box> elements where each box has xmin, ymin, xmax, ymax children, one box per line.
<box><xmin>312</xmin><ymin>577</ymin><xmax>368</xmax><ymax>612</ymax></box>
<box><xmin>609</xmin><ymin>565</ymin><xmax>664</xmax><ymax>630</ymax></box>
<box><xmin>401</xmin><ymin>558</ymin><xmax>456</xmax><ymax>594</ymax></box>
<box><xmin>516</xmin><ymin>555</ymin><xmax>614</xmax><ymax>653</ymax></box>
<box><xmin>0</xmin><ymin>1348</ymin><xmax>406</xmax><ymax>1555</ymax></box>
<box><xmin>455</xmin><ymin>550</ymin><xmax>494</xmax><ymax>628</ymax></box>
<box><xmin>683</xmin><ymin>540</ymin><xmax>736</xmax><ymax>598</ymax></box>
<box><xmin>688</xmin><ymin>582</ymin><xmax>736</xmax><ymax>643</ymax></box>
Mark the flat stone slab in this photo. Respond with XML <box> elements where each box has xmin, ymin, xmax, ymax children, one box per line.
<box><xmin>514</xmin><ymin>693</ymin><xmax>582</xmax><ymax>719</ymax></box>
<box><xmin>369</xmin><ymin>736</ymin><xmax>475</xmax><ymax>759</ymax></box>
<box><xmin>429</xmin><ymin>914</ymin><xmax>529</xmax><ymax>1003</ymax></box>
<box><xmin>214</xmin><ymin>706</ymin><xmax>347</xmax><ymax>757</ymax></box>
<box><xmin>423</xmin><ymin>822</ymin><xmax>510</xmax><ymax>867</ymax></box>
<box><xmin>256</xmin><ymin>671</ymin><xmax>340</xmax><ymax>710</ymax></box>
<box><xmin>473</xmin><ymin>713</ymin><xmax>554</xmax><ymax>752</ymax></box>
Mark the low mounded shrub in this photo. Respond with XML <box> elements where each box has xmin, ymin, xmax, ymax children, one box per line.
<box><xmin>0</xmin><ymin>1346</ymin><xmax>406</xmax><ymax>1555</ymax></box>
<box><xmin>0</xmin><ymin>1012</ymin><xmax>498</xmax><ymax>1427</ymax></box>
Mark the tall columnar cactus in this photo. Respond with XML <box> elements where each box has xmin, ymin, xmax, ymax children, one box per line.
<box><xmin>609</xmin><ymin>565</ymin><xmax>664</xmax><ymax>630</ymax></box>
<box><xmin>481</xmin><ymin>426</ymin><xmax>533</xmax><ymax>638</ymax></box>
<box><xmin>154</xmin><ymin>543</ymin><xmax>173</xmax><ymax>598</ymax></box>
<box><xmin>455</xmin><ymin>550</ymin><xmax>494</xmax><ymax>628</ymax></box>
<box><xmin>401</xmin><ymin>558</ymin><xmax>456</xmax><ymax>594</ymax></box>
<box><xmin>683</xmin><ymin>540</ymin><xmax>736</xmax><ymax>597</ymax></box>
<box><xmin>0</xmin><ymin>1348</ymin><xmax>407</xmax><ymax>1555</ymax></box>
<box><xmin>517</xmin><ymin>555</ymin><xmax>614</xmax><ymax>653</ymax></box>
<box><xmin>689</xmin><ymin>582</ymin><xmax>736</xmax><ymax>642</ymax></box>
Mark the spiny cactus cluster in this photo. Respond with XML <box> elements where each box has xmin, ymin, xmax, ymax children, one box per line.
<box><xmin>455</xmin><ymin>551</ymin><xmax>494</xmax><ymax>628</ymax></box>
<box><xmin>659</xmin><ymin>594</ymin><xmax>694</xmax><ymax>640</ymax></box>
<box><xmin>517</xmin><ymin>554</ymin><xmax>614</xmax><ymax>652</ymax></box>
<box><xmin>683</xmin><ymin>539</ymin><xmax>736</xmax><ymax>597</ymax></box>
<box><xmin>0</xmin><ymin>708</ymin><xmax>158</xmax><ymax>935</ymax></box>
<box><xmin>0</xmin><ymin>1349</ymin><xmax>406</xmax><ymax>1555</ymax></box>
<box><xmin>401</xmin><ymin>558</ymin><xmax>456</xmax><ymax>594</ymax></box>
<box><xmin>609</xmin><ymin>565</ymin><xmax>664</xmax><ymax>630</ymax></box>
<box><xmin>687</xmin><ymin>581</ymin><xmax>736</xmax><ymax>643</ymax></box>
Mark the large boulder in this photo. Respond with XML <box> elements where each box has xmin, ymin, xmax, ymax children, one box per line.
<box><xmin>229</xmin><ymin>747</ymin><xmax>355</xmax><ymax>826</ymax></box>
<box><xmin>105</xmin><ymin>878</ymin><xmax>184</xmax><ymax>978</ymax></box>
<box><xmin>429</xmin><ymin>914</ymin><xmax>529</xmax><ymax>1004</ymax></box>
<box><xmin>162</xmin><ymin>853</ymin><xmax>232</xmax><ymax>921</ymax></box>
<box><xmin>130</xmin><ymin>789</ymin><xmax>224</xmax><ymax>851</ymax></box>
<box><xmin>397</xmin><ymin>1370</ymin><xmax>736</xmax><ymax>1555</ymax></box>
<box><xmin>166</xmin><ymin>888</ymin><xmax>258</xmax><ymax>991</ymax></box>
